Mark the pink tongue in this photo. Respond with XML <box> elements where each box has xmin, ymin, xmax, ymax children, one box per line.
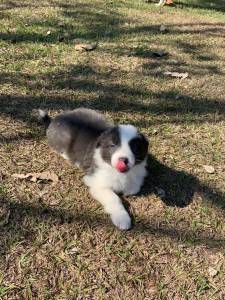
<box><xmin>116</xmin><ymin>160</ymin><xmax>128</xmax><ymax>172</ymax></box>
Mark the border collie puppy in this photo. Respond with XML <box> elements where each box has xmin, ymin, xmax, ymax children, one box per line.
<box><xmin>38</xmin><ymin>108</ymin><xmax>149</xmax><ymax>230</ymax></box>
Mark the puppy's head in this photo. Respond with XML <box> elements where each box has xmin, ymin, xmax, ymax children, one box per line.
<box><xmin>97</xmin><ymin>125</ymin><xmax>148</xmax><ymax>173</ymax></box>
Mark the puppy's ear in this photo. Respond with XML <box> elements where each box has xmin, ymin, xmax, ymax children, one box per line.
<box><xmin>139</xmin><ymin>133</ymin><xmax>149</xmax><ymax>149</ymax></box>
<box><xmin>96</xmin><ymin>130</ymin><xmax>108</xmax><ymax>148</ymax></box>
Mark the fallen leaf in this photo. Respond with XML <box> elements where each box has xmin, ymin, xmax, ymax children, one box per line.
<box><xmin>12</xmin><ymin>171</ymin><xmax>59</xmax><ymax>185</ymax></box>
<box><xmin>68</xmin><ymin>247</ymin><xmax>79</xmax><ymax>255</ymax></box>
<box><xmin>203</xmin><ymin>165</ymin><xmax>215</xmax><ymax>174</ymax></box>
<box><xmin>74</xmin><ymin>43</ymin><xmax>97</xmax><ymax>51</ymax></box>
<box><xmin>164</xmin><ymin>71</ymin><xmax>188</xmax><ymax>79</ymax></box>
<box><xmin>208</xmin><ymin>267</ymin><xmax>218</xmax><ymax>277</ymax></box>
<box><xmin>152</xmin><ymin>50</ymin><xmax>168</xmax><ymax>57</ymax></box>
<box><xmin>159</xmin><ymin>24</ymin><xmax>168</xmax><ymax>32</ymax></box>
<box><xmin>152</xmin><ymin>129</ymin><xmax>158</xmax><ymax>135</ymax></box>
<box><xmin>58</xmin><ymin>33</ymin><xmax>70</xmax><ymax>42</ymax></box>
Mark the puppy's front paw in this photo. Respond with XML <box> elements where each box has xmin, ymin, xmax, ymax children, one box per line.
<box><xmin>110</xmin><ymin>210</ymin><xmax>131</xmax><ymax>230</ymax></box>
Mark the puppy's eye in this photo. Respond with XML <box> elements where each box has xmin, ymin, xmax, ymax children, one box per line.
<box><xmin>110</xmin><ymin>143</ymin><xmax>116</xmax><ymax>148</ymax></box>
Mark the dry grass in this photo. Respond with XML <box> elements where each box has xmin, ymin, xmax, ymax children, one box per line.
<box><xmin>0</xmin><ymin>0</ymin><xmax>225</xmax><ymax>299</ymax></box>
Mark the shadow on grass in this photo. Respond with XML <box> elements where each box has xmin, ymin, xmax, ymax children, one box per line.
<box><xmin>142</xmin><ymin>154</ymin><xmax>197</xmax><ymax>207</ymax></box>
<box><xmin>0</xmin><ymin>79</ymin><xmax>224</xmax><ymax>128</ymax></box>
<box><xmin>0</xmin><ymin>1</ymin><xmax>127</xmax><ymax>44</ymax></box>
<box><xmin>178</xmin><ymin>0</ymin><xmax>225</xmax><ymax>13</ymax></box>
<box><xmin>0</xmin><ymin>131</ymin><xmax>42</xmax><ymax>145</ymax></box>
<box><xmin>147</xmin><ymin>0</ymin><xmax>225</xmax><ymax>13</ymax></box>
<box><xmin>1</xmin><ymin>0</ymin><xmax>225</xmax><ymax>47</ymax></box>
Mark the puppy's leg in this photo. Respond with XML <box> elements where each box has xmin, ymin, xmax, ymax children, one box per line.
<box><xmin>123</xmin><ymin>184</ymin><xmax>141</xmax><ymax>196</ymax></box>
<box><xmin>90</xmin><ymin>187</ymin><xmax>131</xmax><ymax>230</ymax></box>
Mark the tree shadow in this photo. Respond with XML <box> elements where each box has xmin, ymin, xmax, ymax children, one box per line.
<box><xmin>170</xmin><ymin>23</ymin><xmax>225</xmax><ymax>39</ymax></box>
<box><xmin>147</xmin><ymin>0</ymin><xmax>225</xmax><ymax>13</ymax></box>
<box><xmin>178</xmin><ymin>0</ymin><xmax>225</xmax><ymax>13</ymax></box>
<box><xmin>0</xmin><ymin>1</ymin><xmax>127</xmax><ymax>44</ymax></box>
<box><xmin>0</xmin><ymin>90</ymin><xmax>224</xmax><ymax>130</ymax></box>
<box><xmin>0</xmin><ymin>63</ymin><xmax>225</xmax><ymax>128</ymax></box>
<box><xmin>0</xmin><ymin>131</ymin><xmax>42</xmax><ymax>145</ymax></box>
<box><xmin>141</xmin><ymin>57</ymin><xmax>223</xmax><ymax>77</ymax></box>
<box><xmin>0</xmin><ymin>0</ymin><xmax>40</xmax><ymax>10</ymax></box>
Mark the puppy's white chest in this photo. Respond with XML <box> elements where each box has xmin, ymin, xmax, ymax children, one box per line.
<box><xmin>84</xmin><ymin>168</ymin><xmax>126</xmax><ymax>192</ymax></box>
<box><xmin>84</xmin><ymin>162</ymin><xmax>147</xmax><ymax>195</ymax></box>
<box><xmin>104</xmin><ymin>169</ymin><xmax>130</xmax><ymax>193</ymax></box>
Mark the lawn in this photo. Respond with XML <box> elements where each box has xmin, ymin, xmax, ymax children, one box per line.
<box><xmin>0</xmin><ymin>0</ymin><xmax>225</xmax><ymax>299</ymax></box>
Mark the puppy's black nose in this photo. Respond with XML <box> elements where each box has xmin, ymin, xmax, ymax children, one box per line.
<box><xmin>119</xmin><ymin>157</ymin><xmax>129</xmax><ymax>165</ymax></box>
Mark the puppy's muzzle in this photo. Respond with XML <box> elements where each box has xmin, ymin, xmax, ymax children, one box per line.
<box><xmin>115</xmin><ymin>157</ymin><xmax>130</xmax><ymax>173</ymax></box>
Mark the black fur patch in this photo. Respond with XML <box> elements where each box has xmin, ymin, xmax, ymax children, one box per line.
<box><xmin>129</xmin><ymin>134</ymin><xmax>149</xmax><ymax>164</ymax></box>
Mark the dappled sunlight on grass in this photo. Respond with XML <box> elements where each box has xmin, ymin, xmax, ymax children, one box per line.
<box><xmin>0</xmin><ymin>0</ymin><xmax>225</xmax><ymax>299</ymax></box>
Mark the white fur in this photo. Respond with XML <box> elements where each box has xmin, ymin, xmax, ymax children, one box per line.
<box><xmin>111</xmin><ymin>125</ymin><xmax>137</xmax><ymax>169</ymax></box>
<box><xmin>56</xmin><ymin>123</ymin><xmax>147</xmax><ymax>230</ymax></box>
<box><xmin>84</xmin><ymin>148</ymin><xmax>147</xmax><ymax>230</ymax></box>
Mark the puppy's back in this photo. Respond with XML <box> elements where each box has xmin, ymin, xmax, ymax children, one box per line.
<box><xmin>47</xmin><ymin>108</ymin><xmax>113</xmax><ymax>169</ymax></box>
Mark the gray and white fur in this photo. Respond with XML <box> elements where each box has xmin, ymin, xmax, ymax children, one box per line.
<box><xmin>38</xmin><ymin>108</ymin><xmax>149</xmax><ymax>230</ymax></box>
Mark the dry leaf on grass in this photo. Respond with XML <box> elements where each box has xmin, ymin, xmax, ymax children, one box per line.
<box><xmin>152</xmin><ymin>129</ymin><xmax>159</xmax><ymax>135</ymax></box>
<box><xmin>58</xmin><ymin>32</ymin><xmax>70</xmax><ymax>42</ymax></box>
<box><xmin>152</xmin><ymin>50</ymin><xmax>168</xmax><ymax>57</ymax></box>
<box><xmin>67</xmin><ymin>247</ymin><xmax>79</xmax><ymax>255</ymax></box>
<box><xmin>74</xmin><ymin>43</ymin><xmax>97</xmax><ymax>51</ymax></box>
<box><xmin>203</xmin><ymin>165</ymin><xmax>215</xmax><ymax>174</ymax></box>
<box><xmin>12</xmin><ymin>171</ymin><xmax>59</xmax><ymax>185</ymax></box>
<box><xmin>160</xmin><ymin>25</ymin><xmax>168</xmax><ymax>32</ymax></box>
<box><xmin>208</xmin><ymin>266</ymin><xmax>218</xmax><ymax>277</ymax></box>
<box><xmin>164</xmin><ymin>71</ymin><xmax>188</xmax><ymax>79</ymax></box>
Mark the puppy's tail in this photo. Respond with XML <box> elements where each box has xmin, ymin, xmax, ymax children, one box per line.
<box><xmin>38</xmin><ymin>109</ymin><xmax>51</xmax><ymax>128</ymax></box>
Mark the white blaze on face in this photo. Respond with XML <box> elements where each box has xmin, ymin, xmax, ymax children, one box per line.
<box><xmin>111</xmin><ymin>125</ymin><xmax>138</xmax><ymax>170</ymax></box>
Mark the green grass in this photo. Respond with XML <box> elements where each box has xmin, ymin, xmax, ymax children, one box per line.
<box><xmin>0</xmin><ymin>0</ymin><xmax>225</xmax><ymax>299</ymax></box>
